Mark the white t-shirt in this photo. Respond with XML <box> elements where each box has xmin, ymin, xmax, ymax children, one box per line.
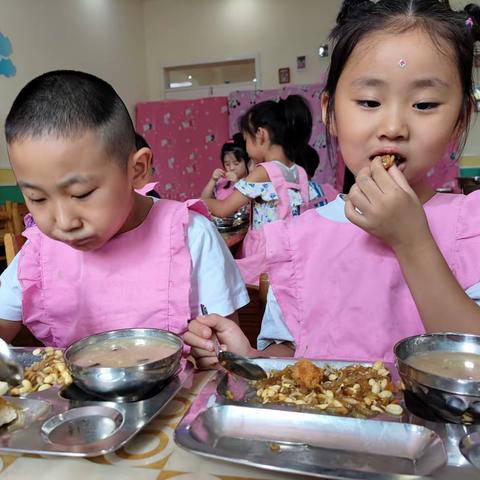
<box><xmin>0</xmin><ymin>211</ymin><xmax>249</xmax><ymax>321</ymax></box>
<box><xmin>257</xmin><ymin>195</ymin><xmax>480</xmax><ymax>350</ymax></box>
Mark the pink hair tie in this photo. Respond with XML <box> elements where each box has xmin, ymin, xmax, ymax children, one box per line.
<box><xmin>466</xmin><ymin>17</ymin><xmax>474</xmax><ymax>28</ymax></box>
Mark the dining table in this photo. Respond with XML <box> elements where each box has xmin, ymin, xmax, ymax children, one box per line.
<box><xmin>0</xmin><ymin>369</ymin><xmax>301</xmax><ymax>480</ymax></box>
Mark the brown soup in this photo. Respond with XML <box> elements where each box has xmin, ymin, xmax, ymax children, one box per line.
<box><xmin>405</xmin><ymin>351</ymin><xmax>480</xmax><ymax>381</ymax></box>
<box><xmin>71</xmin><ymin>336</ymin><xmax>178</xmax><ymax>368</ymax></box>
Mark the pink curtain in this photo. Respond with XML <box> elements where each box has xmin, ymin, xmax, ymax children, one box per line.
<box><xmin>136</xmin><ymin>97</ymin><xmax>229</xmax><ymax>200</ymax></box>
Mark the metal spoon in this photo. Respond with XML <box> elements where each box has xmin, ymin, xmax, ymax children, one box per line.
<box><xmin>0</xmin><ymin>338</ymin><xmax>23</xmax><ymax>386</ymax></box>
<box><xmin>200</xmin><ymin>305</ymin><xmax>267</xmax><ymax>381</ymax></box>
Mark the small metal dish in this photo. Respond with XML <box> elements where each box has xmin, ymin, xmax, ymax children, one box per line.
<box><xmin>64</xmin><ymin>328</ymin><xmax>183</xmax><ymax>401</ymax></box>
<box><xmin>394</xmin><ymin>333</ymin><xmax>480</xmax><ymax>423</ymax></box>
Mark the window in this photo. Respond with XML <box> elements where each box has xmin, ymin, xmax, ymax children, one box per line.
<box><xmin>165</xmin><ymin>58</ymin><xmax>258</xmax><ymax>90</ymax></box>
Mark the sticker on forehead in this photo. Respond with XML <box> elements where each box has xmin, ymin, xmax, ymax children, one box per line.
<box><xmin>398</xmin><ymin>59</ymin><xmax>407</xmax><ymax>69</ymax></box>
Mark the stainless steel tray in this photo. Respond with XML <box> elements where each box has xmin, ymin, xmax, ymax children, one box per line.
<box><xmin>175</xmin><ymin>358</ymin><xmax>480</xmax><ymax>479</ymax></box>
<box><xmin>0</xmin><ymin>348</ymin><xmax>193</xmax><ymax>457</ymax></box>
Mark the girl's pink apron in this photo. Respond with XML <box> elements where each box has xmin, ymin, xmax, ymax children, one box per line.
<box><xmin>264</xmin><ymin>192</ymin><xmax>480</xmax><ymax>362</ymax></box>
<box><xmin>18</xmin><ymin>199</ymin><xmax>208</xmax><ymax>348</ymax></box>
<box><xmin>135</xmin><ymin>182</ymin><xmax>159</xmax><ymax>196</ymax></box>
<box><xmin>215</xmin><ymin>178</ymin><xmax>236</xmax><ymax>200</ymax></box>
<box><xmin>236</xmin><ymin>162</ymin><xmax>309</xmax><ymax>285</ymax></box>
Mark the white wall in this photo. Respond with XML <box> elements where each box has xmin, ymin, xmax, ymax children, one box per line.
<box><xmin>143</xmin><ymin>0</ymin><xmax>341</xmax><ymax>96</ymax></box>
<box><xmin>0</xmin><ymin>0</ymin><xmax>147</xmax><ymax>167</ymax></box>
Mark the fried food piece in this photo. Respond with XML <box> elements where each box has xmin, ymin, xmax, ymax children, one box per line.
<box><xmin>0</xmin><ymin>397</ymin><xmax>17</xmax><ymax>428</ymax></box>
<box><xmin>381</xmin><ymin>154</ymin><xmax>395</xmax><ymax>170</ymax></box>
<box><xmin>291</xmin><ymin>358</ymin><xmax>324</xmax><ymax>389</ymax></box>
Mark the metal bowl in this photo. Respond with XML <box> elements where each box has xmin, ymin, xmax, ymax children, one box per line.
<box><xmin>394</xmin><ymin>333</ymin><xmax>480</xmax><ymax>423</ymax></box>
<box><xmin>212</xmin><ymin>208</ymin><xmax>249</xmax><ymax>231</ymax></box>
<box><xmin>64</xmin><ymin>328</ymin><xmax>183</xmax><ymax>401</ymax></box>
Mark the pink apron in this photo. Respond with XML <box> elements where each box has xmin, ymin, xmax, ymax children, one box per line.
<box><xmin>215</xmin><ymin>178</ymin><xmax>236</xmax><ymax>200</ymax></box>
<box><xmin>18</xmin><ymin>199</ymin><xmax>209</xmax><ymax>348</ymax></box>
<box><xmin>264</xmin><ymin>192</ymin><xmax>480</xmax><ymax>362</ymax></box>
<box><xmin>135</xmin><ymin>182</ymin><xmax>159</xmax><ymax>196</ymax></box>
<box><xmin>236</xmin><ymin>162</ymin><xmax>309</xmax><ymax>285</ymax></box>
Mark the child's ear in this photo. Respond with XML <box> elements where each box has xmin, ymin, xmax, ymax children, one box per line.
<box><xmin>129</xmin><ymin>147</ymin><xmax>153</xmax><ymax>189</ymax></box>
<box><xmin>256</xmin><ymin>127</ymin><xmax>269</xmax><ymax>145</ymax></box>
<box><xmin>321</xmin><ymin>92</ymin><xmax>337</xmax><ymax>137</ymax></box>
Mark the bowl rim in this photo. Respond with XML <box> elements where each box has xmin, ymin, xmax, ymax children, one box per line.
<box><xmin>393</xmin><ymin>332</ymin><xmax>480</xmax><ymax>396</ymax></box>
<box><xmin>64</xmin><ymin>327</ymin><xmax>183</xmax><ymax>372</ymax></box>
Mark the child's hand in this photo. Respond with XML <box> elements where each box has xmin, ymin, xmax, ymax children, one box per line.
<box><xmin>211</xmin><ymin>168</ymin><xmax>225</xmax><ymax>182</ymax></box>
<box><xmin>225</xmin><ymin>171</ymin><xmax>239</xmax><ymax>183</ymax></box>
<box><xmin>184</xmin><ymin>314</ymin><xmax>253</xmax><ymax>369</ymax></box>
<box><xmin>345</xmin><ymin>157</ymin><xmax>431</xmax><ymax>253</ymax></box>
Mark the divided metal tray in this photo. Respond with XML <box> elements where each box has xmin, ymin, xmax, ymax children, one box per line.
<box><xmin>175</xmin><ymin>358</ymin><xmax>480</xmax><ymax>479</ymax></box>
<box><xmin>0</xmin><ymin>348</ymin><xmax>193</xmax><ymax>457</ymax></box>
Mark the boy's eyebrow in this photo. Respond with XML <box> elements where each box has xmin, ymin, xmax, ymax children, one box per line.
<box><xmin>17</xmin><ymin>181</ymin><xmax>44</xmax><ymax>191</ymax></box>
<box><xmin>18</xmin><ymin>175</ymin><xmax>93</xmax><ymax>190</ymax></box>
<box><xmin>57</xmin><ymin>175</ymin><xmax>94</xmax><ymax>189</ymax></box>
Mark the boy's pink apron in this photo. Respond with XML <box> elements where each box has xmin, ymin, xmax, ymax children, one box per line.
<box><xmin>236</xmin><ymin>162</ymin><xmax>309</xmax><ymax>285</ymax></box>
<box><xmin>264</xmin><ymin>192</ymin><xmax>480</xmax><ymax>362</ymax></box>
<box><xmin>215</xmin><ymin>178</ymin><xmax>236</xmax><ymax>200</ymax></box>
<box><xmin>17</xmin><ymin>199</ymin><xmax>208</xmax><ymax>348</ymax></box>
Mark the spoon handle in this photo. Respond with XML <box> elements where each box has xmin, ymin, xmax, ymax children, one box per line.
<box><xmin>200</xmin><ymin>304</ymin><xmax>221</xmax><ymax>357</ymax></box>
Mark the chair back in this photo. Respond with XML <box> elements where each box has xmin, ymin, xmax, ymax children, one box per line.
<box><xmin>4</xmin><ymin>233</ymin><xmax>26</xmax><ymax>265</ymax></box>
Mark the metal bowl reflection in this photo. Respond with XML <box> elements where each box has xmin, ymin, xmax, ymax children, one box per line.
<box><xmin>394</xmin><ymin>333</ymin><xmax>480</xmax><ymax>423</ymax></box>
<box><xmin>64</xmin><ymin>328</ymin><xmax>183</xmax><ymax>401</ymax></box>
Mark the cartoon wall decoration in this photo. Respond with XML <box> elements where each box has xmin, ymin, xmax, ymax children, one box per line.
<box><xmin>0</xmin><ymin>32</ymin><xmax>16</xmax><ymax>77</ymax></box>
<box><xmin>136</xmin><ymin>97</ymin><xmax>229</xmax><ymax>201</ymax></box>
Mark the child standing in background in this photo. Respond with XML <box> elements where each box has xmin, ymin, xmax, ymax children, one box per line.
<box><xmin>201</xmin><ymin>133</ymin><xmax>249</xmax><ymax>200</ymax></box>
<box><xmin>186</xmin><ymin>0</ymin><xmax>480</xmax><ymax>367</ymax></box>
<box><xmin>203</xmin><ymin>95</ymin><xmax>321</xmax><ymax>284</ymax></box>
<box><xmin>0</xmin><ymin>70</ymin><xmax>249</xmax><ymax>348</ymax></box>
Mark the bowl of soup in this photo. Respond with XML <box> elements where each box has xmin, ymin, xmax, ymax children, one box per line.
<box><xmin>394</xmin><ymin>333</ymin><xmax>480</xmax><ymax>423</ymax></box>
<box><xmin>64</xmin><ymin>328</ymin><xmax>183</xmax><ymax>401</ymax></box>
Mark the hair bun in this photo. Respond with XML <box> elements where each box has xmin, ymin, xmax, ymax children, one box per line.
<box><xmin>465</xmin><ymin>3</ymin><xmax>480</xmax><ymax>41</ymax></box>
<box><xmin>336</xmin><ymin>0</ymin><xmax>371</xmax><ymax>25</ymax></box>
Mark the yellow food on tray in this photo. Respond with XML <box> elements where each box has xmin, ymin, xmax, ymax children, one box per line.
<box><xmin>0</xmin><ymin>382</ymin><xmax>18</xmax><ymax>428</ymax></box>
<box><xmin>252</xmin><ymin>359</ymin><xmax>403</xmax><ymax>418</ymax></box>
<box><xmin>9</xmin><ymin>347</ymin><xmax>72</xmax><ymax>396</ymax></box>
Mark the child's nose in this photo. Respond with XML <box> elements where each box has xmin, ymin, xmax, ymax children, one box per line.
<box><xmin>55</xmin><ymin>204</ymin><xmax>82</xmax><ymax>231</ymax></box>
<box><xmin>377</xmin><ymin>110</ymin><xmax>409</xmax><ymax>141</ymax></box>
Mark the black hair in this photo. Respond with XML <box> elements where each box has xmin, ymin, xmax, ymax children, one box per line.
<box><xmin>135</xmin><ymin>132</ymin><xmax>150</xmax><ymax>151</ymax></box>
<box><xmin>296</xmin><ymin>145</ymin><xmax>320</xmax><ymax>180</ymax></box>
<box><xmin>239</xmin><ymin>95</ymin><xmax>313</xmax><ymax>164</ymax></box>
<box><xmin>5</xmin><ymin>70</ymin><xmax>136</xmax><ymax>167</ymax></box>
<box><xmin>220</xmin><ymin>132</ymin><xmax>249</xmax><ymax>189</ymax></box>
<box><xmin>323</xmin><ymin>0</ymin><xmax>479</xmax><ymax>163</ymax></box>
